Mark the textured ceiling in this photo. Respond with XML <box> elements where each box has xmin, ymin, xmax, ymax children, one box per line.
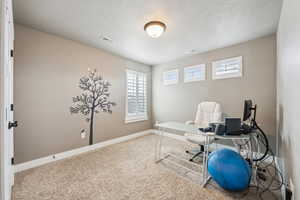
<box><xmin>13</xmin><ymin>0</ymin><xmax>282</xmax><ymax>65</ymax></box>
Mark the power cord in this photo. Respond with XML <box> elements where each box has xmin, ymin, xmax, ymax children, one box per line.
<box><xmin>238</xmin><ymin>121</ymin><xmax>284</xmax><ymax>199</ymax></box>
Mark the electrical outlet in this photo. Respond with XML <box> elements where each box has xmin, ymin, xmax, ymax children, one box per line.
<box><xmin>80</xmin><ymin>129</ymin><xmax>86</xmax><ymax>139</ymax></box>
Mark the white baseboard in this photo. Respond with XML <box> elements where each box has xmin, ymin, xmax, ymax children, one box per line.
<box><xmin>14</xmin><ymin>129</ymin><xmax>153</xmax><ymax>173</ymax></box>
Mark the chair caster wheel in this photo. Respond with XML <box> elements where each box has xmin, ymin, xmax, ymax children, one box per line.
<box><xmin>189</xmin><ymin>159</ymin><xmax>194</xmax><ymax>162</ymax></box>
<box><xmin>185</xmin><ymin>150</ymin><xmax>190</xmax><ymax>154</ymax></box>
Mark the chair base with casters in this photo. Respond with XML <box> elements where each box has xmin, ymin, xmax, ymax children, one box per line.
<box><xmin>184</xmin><ymin>131</ymin><xmax>215</xmax><ymax>162</ymax></box>
<box><xmin>185</xmin><ymin>145</ymin><xmax>205</xmax><ymax>162</ymax></box>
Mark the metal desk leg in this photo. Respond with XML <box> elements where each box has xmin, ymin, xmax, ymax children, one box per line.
<box><xmin>155</xmin><ymin>126</ymin><xmax>165</xmax><ymax>163</ymax></box>
<box><xmin>249</xmin><ymin>135</ymin><xmax>257</xmax><ymax>186</ymax></box>
<box><xmin>202</xmin><ymin>134</ymin><xmax>208</xmax><ymax>186</ymax></box>
<box><xmin>203</xmin><ymin>176</ymin><xmax>212</xmax><ymax>187</ymax></box>
<box><xmin>202</xmin><ymin>134</ymin><xmax>213</xmax><ymax>187</ymax></box>
<box><xmin>155</xmin><ymin>126</ymin><xmax>160</xmax><ymax>162</ymax></box>
<box><xmin>249</xmin><ymin>136</ymin><xmax>253</xmax><ymax>166</ymax></box>
<box><xmin>205</xmin><ymin>135</ymin><xmax>208</xmax><ymax>181</ymax></box>
<box><xmin>202</xmin><ymin>135</ymin><xmax>206</xmax><ymax>183</ymax></box>
<box><xmin>155</xmin><ymin>126</ymin><xmax>161</xmax><ymax>162</ymax></box>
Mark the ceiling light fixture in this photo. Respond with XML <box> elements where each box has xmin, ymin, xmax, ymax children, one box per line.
<box><xmin>144</xmin><ymin>21</ymin><xmax>166</xmax><ymax>38</ymax></box>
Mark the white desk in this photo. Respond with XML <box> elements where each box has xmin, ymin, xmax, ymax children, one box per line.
<box><xmin>155</xmin><ymin>121</ymin><xmax>253</xmax><ymax>186</ymax></box>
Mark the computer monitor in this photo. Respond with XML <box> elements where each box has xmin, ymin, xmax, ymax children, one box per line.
<box><xmin>243</xmin><ymin>100</ymin><xmax>253</xmax><ymax>121</ymax></box>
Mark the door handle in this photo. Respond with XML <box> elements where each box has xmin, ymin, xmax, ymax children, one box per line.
<box><xmin>8</xmin><ymin>121</ymin><xmax>18</xmax><ymax>129</ymax></box>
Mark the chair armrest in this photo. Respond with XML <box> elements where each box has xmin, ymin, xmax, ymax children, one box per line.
<box><xmin>185</xmin><ymin>120</ymin><xmax>195</xmax><ymax>125</ymax></box>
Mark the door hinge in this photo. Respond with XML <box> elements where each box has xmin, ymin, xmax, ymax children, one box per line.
<box><xmin>8</xmin><ymin>121</ymin><xmax>18</xmax><ymax>129</ymax></box>
<box><xmin>11</xmin><ymin>157</ymin><xmax>14</xmax><ymax>165</ymax></box>
<box><xmin>10</xmin><ymin>104</ymin><xmax>14</xmax><ymax>111</ymax></box>
<box><xmin>10</xmin><ymin>49</ymin><xmax>13</xmax><ymax>57</ymax></box>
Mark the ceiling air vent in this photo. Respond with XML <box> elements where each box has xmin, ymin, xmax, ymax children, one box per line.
<box><xmin>100</xmin><ymin>35</ymin><xmax>113</xmax><ymax>43</ymax></box>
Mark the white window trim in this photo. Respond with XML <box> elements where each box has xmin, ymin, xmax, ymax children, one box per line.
<box><xmin>163</xmin><ymin>69</ymin><xmax>179</xmax><ymax>85</ymax></box>
<box><xmin>125</xmin><ymin>115</ymin><xmax>148</xmax><ymax>124</ymax></box>
<box><xmin>125</xmin><ymin>69</ymin><xmax>148</xmax><ymax>124</ymax></box>
<box><xmin>184</xmin><ymin>64</ymin><xmax>206</xmax><ymax>83</ymax></box>
<box><xmin>212</xmin><ymin>56</ymin><xmax>243</xmax><ymax>80</ymax></box>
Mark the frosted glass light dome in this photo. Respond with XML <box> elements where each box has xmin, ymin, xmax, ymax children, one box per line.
<box><xmin>144</xmin><ymin>21</ymin><xmax>166</xmax><ymax>38</ymax></box>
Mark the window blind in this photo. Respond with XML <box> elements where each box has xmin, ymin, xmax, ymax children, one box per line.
<box><xmin>184</xmin><ymin>64</ymin><xmax>206</xmax><ymax>82</ymax></box>
<box><xmin>163</xmin><ymin>69</ymin><xmax>178</xmax><ymax>85</ymax></box>
<box><xmin>212</xmin><ymin>56</ymin><xmax>243</xmax><ymax>79</ymax></box>
<box><xmin>126</xmin><ymin>70</ymin><xmax>147</xmax><ymax>122</ymax></box>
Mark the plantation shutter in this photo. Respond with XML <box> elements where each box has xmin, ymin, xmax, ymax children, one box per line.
<box><xmin>184</xmin><ymin>64</ymin><xmax>206</xmax><ymax>82</ymax></box>
<box><xmin>126</xmin><ymin>70</ymin><xmax>147</xmax><ymax>122</ymax></box>
<box><xmin>212</xmin><ymin>56</ymin><xmax>243</xmax><ymax>79</ymax></box>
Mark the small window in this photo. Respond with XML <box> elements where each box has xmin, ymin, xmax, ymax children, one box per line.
<box><xmin>212</xmin><ymin>56</ymin><xmax>243</xmax><ymax>80</ymax></box>
<box><xmin>184</xmin><ymin>64</ymin><xmax>206</xmax><ymax>82</ymax></box>
<box><xmin>126</xmin><ymin>70</ymin><xmax>148</xmax><ymax>123</ymax></box>
<box><xmin>163</xmin><ymin>69</ymin><xmax>178</xmax><ymax>85</ymax></box>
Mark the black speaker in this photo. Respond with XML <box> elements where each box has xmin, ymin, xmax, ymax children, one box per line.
<box><xmin>215</xmin><ymin>124</ymin><xmax>226</xmax><ymax>135</ymax></box>
<box><xmin>225</xmin><ymin>118</ymin><xmax>241</xmax><ymax>135</ymax></box>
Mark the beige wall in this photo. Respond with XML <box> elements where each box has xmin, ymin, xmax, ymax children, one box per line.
<box><xmin>153</xmin><ymin>35</ymin><xmax>277</xmax><ymax>147</ymax></box>
<box><xmin>277</xmin><ymin>0</ymin><xmax>300</xmax><ymax>197</ymax></box>
<box><xmin>14</xmin><ymin>24</ymin><xmax>152</xmax><ymax>164</ymax></box>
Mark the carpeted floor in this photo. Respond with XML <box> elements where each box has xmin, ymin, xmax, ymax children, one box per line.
<box><xmin>12</xmin><ymin>134</ymin><xmax>280</xmax><ymax>200</ymax></box>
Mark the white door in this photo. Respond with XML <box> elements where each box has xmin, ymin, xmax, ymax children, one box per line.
<box><xmin>2</xmin><ymin>0</ymin><xmax>15</xmax><ymax>199</ymax></box>
<box><xmin>7</xmin><ymin>0</ymin><xmax>15</xmax><ymax>185</ymax></box>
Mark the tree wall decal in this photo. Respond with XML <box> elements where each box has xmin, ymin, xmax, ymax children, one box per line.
<box><xmin>70</xmin><ymin>69</ymin><xmax>116</xmax><ymax>145</ymax></box>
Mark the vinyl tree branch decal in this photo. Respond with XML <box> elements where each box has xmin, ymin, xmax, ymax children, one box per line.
<box><xmin>70</xmin><ymin>69</ymin><xmax>116</xmax><ymax>145</ymax></box>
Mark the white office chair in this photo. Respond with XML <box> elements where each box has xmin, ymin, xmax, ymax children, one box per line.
<box><xmin>184</xmin><ymin>101</ymin><xmax>222</xmax><ymax>161</ymax></box>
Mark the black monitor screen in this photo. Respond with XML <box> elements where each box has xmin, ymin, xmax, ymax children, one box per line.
<box><xmin>243</xmin><ymin>100</ymin><xmax>253</xmax><ymax>121</ymax></box>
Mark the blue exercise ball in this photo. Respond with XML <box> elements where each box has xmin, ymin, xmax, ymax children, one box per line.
<box><xmin>207</xmin><ymin>148</ymin><xmax>251</xmax><ymax>191</ymax></box>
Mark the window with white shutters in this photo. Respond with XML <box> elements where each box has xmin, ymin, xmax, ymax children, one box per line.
<box><xmin>184</xmin><ymin>64</ymin><xmax>206</xmax><ymax>82</ymax></box>
<box><xmin>163</xmin><ymin>69</ymin><xmax>178</xmax><ymax>85</ymax></box>
<box><xmin>126</xmin><ymin>70</ymin><xmax>147</xmax><ymax>123</ymax></box>
<box><xmin>212</xmin><ymin>56</ymin><xmax>243</xmax><ymax>79</ymax></box>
